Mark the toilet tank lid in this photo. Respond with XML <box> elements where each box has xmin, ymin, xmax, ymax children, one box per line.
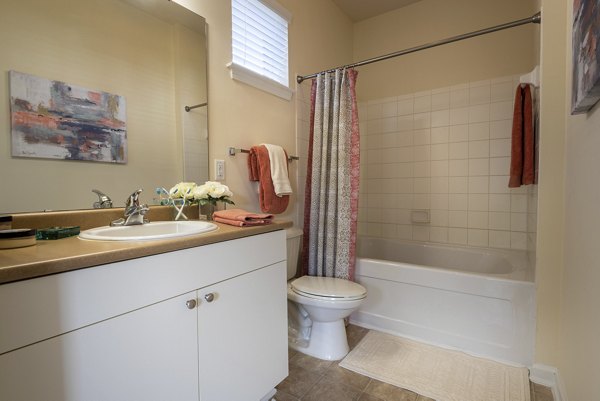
<box><xmin>286</xmin><ymin>227</ymin><xmax>303</xmax><ymax>239</ymax></box>
<box><xmin>291</xmin><ymin>276</ymin><xmax>366</xmax><ymax>299</ymax></box>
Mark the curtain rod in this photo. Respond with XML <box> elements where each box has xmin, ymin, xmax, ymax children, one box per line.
<box><xmin>296</xmin><ymin>12</ymin><xmax>541</xmax><ymax>84</ymax></box>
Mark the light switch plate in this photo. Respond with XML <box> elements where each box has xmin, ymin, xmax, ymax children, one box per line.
<box><xmin>215</xmin><ymin>159</ymin><xmax>225</xmax><ymax>180</ymax></box>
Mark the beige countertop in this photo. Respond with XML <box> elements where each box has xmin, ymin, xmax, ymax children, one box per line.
<box><xmin>0</xmin><ymin>220</ymin><xmax>292</xmax><ymax>285</ymax></box>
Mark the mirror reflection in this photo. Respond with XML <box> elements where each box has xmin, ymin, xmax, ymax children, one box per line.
<box><xmin>0</xmin><ymin>0</ymin><xmax>208</xmax><ymax>213</ymax></box>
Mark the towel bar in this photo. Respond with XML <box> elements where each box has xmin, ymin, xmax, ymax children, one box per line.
<box><xmin>228</xmin><ymin>147</ymin><xmax>299</xmax><ymax>162</ymax></box>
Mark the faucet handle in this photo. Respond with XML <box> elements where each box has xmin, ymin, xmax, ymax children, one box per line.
<box><xmin>92</xmin><ymin>189</ymin><xmax>113</xmax><ymax>209</ymax></box>
<box><xmin>125</xmin><ymin>189</ymin><xmax>143</xmax><ymax>208</ymax></box>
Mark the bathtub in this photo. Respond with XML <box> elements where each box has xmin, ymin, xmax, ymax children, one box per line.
<box><xmin>351</xmin><ymin>237</ymin><xmax>535</xmax><ymax>366</ymax></box>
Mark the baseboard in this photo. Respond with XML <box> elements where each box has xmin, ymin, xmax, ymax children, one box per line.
<box><xmin>529</xmin><ymin>364</ymin><xmax>567</xmax><ymax>401</ymax></box>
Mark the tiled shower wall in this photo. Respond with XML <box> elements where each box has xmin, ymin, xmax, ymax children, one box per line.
<box><xmin>357</xmin><ymin>75</ymin><xmax>537</xmax><ymax>250</ymax></box>
<box><xmin>295</xmin><ymin>74</ymin><xmax>537</xmax><ymax>252</ymax></box>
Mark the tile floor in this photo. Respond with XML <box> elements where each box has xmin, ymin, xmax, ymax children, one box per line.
<box><xmin>275</xmin><ymin>324</ymin><xmax>554</xmax><ymax>401</ymax></box>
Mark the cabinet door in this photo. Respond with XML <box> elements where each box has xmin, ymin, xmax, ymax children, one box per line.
<box><xmin>198</xmin><ymin>262</ymin><xmax>288</xmax><ymax>401</ymax></box>
<box><xmin>0</xmin><ymin>292</ymin><xmax>199</xmax><ymax>401</ymax></box>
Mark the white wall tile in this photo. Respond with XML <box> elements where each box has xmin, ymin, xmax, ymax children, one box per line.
<box><xmin>398</xmin><ymin>98</ymin><xmax>414</xmax><ymax>116</ymax></box>
<box><xmin>468</xmin><ymin>122</ymin><xmax>490</xmax><ymax>141</ymax></box>
<box><xmin>491</xmin><ymin>82</ymin><xmax>514</xmax><ymax>102</ymax></box>
<box><xmin>468</xmin><ymin>211</ymin><xmax>489</xmax><ymax>229</ymax></box>
<box><xmin>468</xmin><ymin>104</ymin><xmax>490</xmax><ymax>123</ymax></box>
<box><xmin>489</xmin><ymin>175</ymin><xmax>510</xmax><ymax>193</ymax></box>
<box><xmin>382</xmin><ymin>101</ymin><xmax>397</xmax><ymax>118</ymax></box>
<box><xmin>490</xmin><ymin>138</ymin><xmax>511</xmax><ymax>157</ymax></box>
<box><xmin>368</xmin><ymin>103</ymin><xmax>383</xmax><ymax>119</ymax></box>
<box><xmin>413</xmin><ymin>194</ymin><xmax>430</xmax><ymax>209</ymax></box>
<box><xmin>430</xmin><ymin>209</ymin><xmax>449</xmax><ymax>226</ymax></box>
<box><xmin>489</xmin><ymin>230</ymin><xmax>511</xmax><ymax>248</ymax></box>
<box><xmin>469</xmin><ymin>158</ymin><xmax>490</xmax><ymax>176</ymax></box>
<box><xmin>468</xmin><ymin>177</ymin><xmax>489</xmax><ymax>193</ymax></box>
<box><xmin>431</xmin><ymin>127</ymin><xmax>449</xmax><ymax>143</ymax></box>
<box><xmin>468</xmin><ymin>229</ymin><xmax>489</xmax><ymax>247</ymax></box>
<box><xmin>414</xmin><ymin>178</ymin><xmax>431</xmax><ymax>193</ymax></box>
<box><xmin>414</xmin><ymin>145</ymin><xmax>431</xmax><ymax>161</ymax></box>
<box><xmin>449</xmin><ymin>228</ymin><xmax>468</xmax><ymax>244</ymax></box>
<box><xmin>449</xmin><ymin>194</ymin><xmax>468</xmax><ymax>210</ymax></box>
<box><xmin>431</xmin><ymin>143</ymin><xmax>449</xmax><ymax>160</ymax></box>
<box><xmin>489</xmin><ymin>212</ymin><xmax>510</xmax><ymax>230</ymax></box>
<box><xmin>382</xmin><ymin>117</ymin><xmax>398</xmax><ymax>133</ymax></box>
<box><xmin>431</xmin><ymin>109</ymin><xmax>450</xmax><ymax>127</ymax></box>
<box><xmin>449</xmin><ymin>177</ymin><xmax>468</xmax><ymax>193</ymax></box>
<box><xmin>511</xmin><ymin>194</ymin><xmax>528</xmax><ymax>212</ymax></box>
<box><xmin>511</xmin><ymin>231</ymin><xmax>527</xmax><ymax>250</ymax></box>
<box><xmin>413</xmin><ymin>161</ymin><xmax>431</xmax><ymax>177</ymax></box>
<box><xmin>490</xmin><ymin>101</ymin><xmax>513</xmax><ymax>121</ymax></box>
<box><xmin>412</xmin><ymin>225</ymin><xmax>430</xmax><ymax>241</ymax></box>
<box><xmin>397</xmin><ymin>115</ymin><xmax>414</xmax><ymax>131</ymax></box>
<box><xmin>511</xmin><ymin>212</ymin><xmax>527</xmax><ymax>232</ymax></box>
<box><xmin>450</xmin><ymin>107</ymin><xmax>469</xmax><ymax>125</ymax></box>
<box><xmin>413</xmin><ymin>112</ymin><xmax>431</xmax><ymax>129</ymax></box>
<box><xmin>414</xmin><ymin>95</ymin><xmax>432</xmax><ymax>113</ymax></box>
<box><xmin>490</xmin><ymin>157</ymin><xmax>510</xmax><ymax>175</ymax></box>
<box><xmin>469</xmin><ymin>85</ymin><xmax>491</xmax><ymax>105</ymax></box>
<box><xmin>398</xmin><ymin>224</ymin><xmax>413</xmax><ymax>240</ymax></box>
<box><xmin>450</xmin><ymin>89</ymin><xmax>469</xmax><ymax>108</ymax></box>
<box><xmin>449</xmin><ymin>142</ymin><xmax>469</xmax><ymax>159</ymax></box>
<box><xmin>413</xmin><ymin>129</ymin><xmax>431</xmax><ymax>145</ymax></box>
<box><xmin>490</xmin><ymin>119</ymin><xmax>512</xmax><ymax>139</ymax></box>
<box><xmin>469</xmin><ymin>140</ymin><xmax>490</xmax><ymax>158</ymax></box>
<box><xmin>431</xmin><ymin>92</ymin><xmax>450</xmax><ymax>111</ymax></box>
<box><xmin>468</xmin><ymin>194</ymin><xmax>489</xmax><ymax>211</ymax></box>
<box><xmin>431</xmin><ymin>177</ymin><xmax>449</xmax><ymax>193</ymax></box>
<box><xmin>431</xmin><ymin>160</ymin><xmax>449</xmax><ymax>177</ymax></box>
<box><xmin>430</xmin><ymin>193</ymin><xmax>449</xmax><ymax>209</ymax></box>
<box><xmin>489</xmin><ymin>194</ymin><xmax>511</xmax><ymax>212</ymax></box>
<box><xmin>449</xmin><ymin>210</ymin><xmax>468</xmax><ymax>227</ymax></box>
<box><xmin>430</xmin><ymin>226</ymin><xmax>449</xmax><ymax>243</ymax></box>
<box><xmin>449</xmin><ymin>159</ymin><xmax>469</xmax><ymax>176</ymax></box>
<box><xmin>449</xmin><ymin>125</ymin><xmax>469</xmax><ymax>142</ymax></box>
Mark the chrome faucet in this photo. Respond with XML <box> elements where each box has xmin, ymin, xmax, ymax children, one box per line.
<box><xmin>92</xmin><ymin>189</ymin><xmax>113</xmax><ymax>209</ymax></box>
<box><xmin>110</xmin><ymin>189</ymin><xmax>149</xmax><ymax>226</ymax></box>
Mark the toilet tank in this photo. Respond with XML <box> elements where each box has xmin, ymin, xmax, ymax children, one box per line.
<box><xmin>286</xmin><ymin>227</ymin><xmax>303</xmax><ymax>280</ymax></box>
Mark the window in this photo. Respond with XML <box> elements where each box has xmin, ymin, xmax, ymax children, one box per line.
<box><xmin>230</xmin><ymin>0</ymin><xmax>292</xmax><ymax>100</ymax></box>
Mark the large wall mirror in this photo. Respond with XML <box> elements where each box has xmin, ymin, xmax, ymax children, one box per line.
<box><xmin>0</xmin><ymin>0</ymin><xmax>208</xmax><ymax>213</ymax></box>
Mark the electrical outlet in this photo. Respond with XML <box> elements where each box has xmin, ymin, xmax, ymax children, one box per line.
<box><xmin>215</xmin><ymin>159</ymin><xmax>225</xmax><ymax>180</ymax></box>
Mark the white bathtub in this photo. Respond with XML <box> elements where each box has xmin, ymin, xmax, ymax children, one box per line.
<box><xmin>351</xmin><ymin>237</ymin><xmax>535</xmax><ymax>366</ymax></box>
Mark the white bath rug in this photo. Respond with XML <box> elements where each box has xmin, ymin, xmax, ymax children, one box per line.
<box><xmin>340</xmin><ymin>331</ymin><xmax>530</xmax><ymax>401</ymax></box>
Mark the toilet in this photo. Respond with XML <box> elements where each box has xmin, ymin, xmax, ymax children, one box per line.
<box><xmin>286</xmin><ymin>228</ymin><xmax>367</xmax><ymax>361</ymax></box>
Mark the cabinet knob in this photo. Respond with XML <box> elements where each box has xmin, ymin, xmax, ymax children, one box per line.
<box><xmin>185</xmin><ymin>299</ymin><xmax>197</xmax><ymax>309</ymax></box>
<box><xmin>204</xmin><ymin>293</ymin><xmax>215</xmax><ymax>303</ymax></box>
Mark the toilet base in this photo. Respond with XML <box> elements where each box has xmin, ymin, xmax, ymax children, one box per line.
<box><xmin>289</xmin><ymin>319</ymin><xmax>349</xmax><ymax>361</ymax></box>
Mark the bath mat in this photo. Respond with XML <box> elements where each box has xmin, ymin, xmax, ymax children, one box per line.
<box><xmin>340</xmin><ymin>331</ymin><xmax>530</xmax><ymax>401</ymax></box>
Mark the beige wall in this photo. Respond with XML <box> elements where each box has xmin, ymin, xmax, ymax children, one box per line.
<box><xmin>560</xmin><ymin>0</ymin><xmax>600</xmax><ymax>399</ymax></box>
<box><xmin>534</xmin><ymin>0</ymin><xmax>568</xmax><ymax>372</ymax></box>
<box><xmin>353</xmin><ymin>0</ymin><xmax>539</xmax><ymax>100</ymax></box>
<box><xmin>0</xmin><ymin>0</ymin><xmax>188</xmax><ymax>212</ymax></box>
<box><xmin>175</xmin><ymin>0</ymin><xmax>353</xmax><ymax>223</ymax></box>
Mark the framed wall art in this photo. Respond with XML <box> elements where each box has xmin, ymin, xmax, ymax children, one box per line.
<box><xmin>572</xmin><ymin>0</ymin><xmax>600</xmax><ymax>114</ymax></box>
<box><xmin>9</xmin><ymin>71</ymin><xmax>127</xmax><ymax>163</ymax></box>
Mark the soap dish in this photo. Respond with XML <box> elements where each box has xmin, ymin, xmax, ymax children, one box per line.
<box><xmin>36</xmin><ymin>226</ymin><xmax>80</xmax><ymax>240</ymax></box>
<box><xmin>0</xmin><ymin>228</ymin><xmax>37</xmax><ymax>249</ymax></box>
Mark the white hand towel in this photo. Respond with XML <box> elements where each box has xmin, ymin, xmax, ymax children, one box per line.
<box><xmin>262</xmin><ymin>144</ymin><xmax>292</xmax><ymax>196</ymax></box>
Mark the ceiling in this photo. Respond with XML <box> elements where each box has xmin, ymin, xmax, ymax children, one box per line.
<box><xmin>331</xmin><ymin>0</ymin><xmax>423</xmax><ymax>22</ymax></box>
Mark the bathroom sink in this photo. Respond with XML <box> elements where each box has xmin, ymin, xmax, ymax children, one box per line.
<box><xmin>79</xmin><ymin>221</ymin><xmax>218</xmax><ymax>241</ymax></box>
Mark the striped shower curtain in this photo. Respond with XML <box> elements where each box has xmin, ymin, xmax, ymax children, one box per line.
<box><xmin>301</xmin><ymin>69</ymin><xmax>360</xmax><ymax>280</ymax></box>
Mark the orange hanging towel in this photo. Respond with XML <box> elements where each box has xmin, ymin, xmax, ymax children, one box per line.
<box><xmin>509</xmin><ymin>84</ymin><xmax>535</xmax><ymax>188</ymax></box>
<box><xmin>247</xmin><ymin>145</ymin><xmax>289</xmax><ymax>214</ymax></box>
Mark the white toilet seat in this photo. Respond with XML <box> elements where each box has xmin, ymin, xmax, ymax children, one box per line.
<box><xmin>290</xmin><ymin>276</ymin><xmax>366</xmax><ymax>301</ymax></box>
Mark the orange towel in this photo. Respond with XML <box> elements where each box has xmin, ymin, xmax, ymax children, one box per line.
<box><xmin>247</xmin><ymin>145</ymin><xmax>289</xmax><ymax>214</ymax></box>
<box><xmin>509</xmin><ymin>84</ymin><xmax>535</xmax><ymax>188</ymax></box>
<box><xmin>214</xmin><ymin>208</ymin><xmax>273</xmax><ymax>222</ymax></box>
<box><xmin>214</xmin><ymin>216</ymin><xmax>272</xmax><ymax>227</ymax></box>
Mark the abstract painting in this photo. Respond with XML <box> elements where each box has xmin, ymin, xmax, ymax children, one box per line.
<box><xmin>572</xmin><ymin>0</ymin><xmax>600</xmax><ymax>114</ymax></box>
<box><xmin>9</xmin><ymin>71</ymin><xmax>127</xmax><ymax>163</ymax></box>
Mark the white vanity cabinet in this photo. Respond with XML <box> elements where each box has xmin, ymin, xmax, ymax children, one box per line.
<box><xmin>0</xmin><ymin>230</ymin><xmax>288</xmax><ymax>401</ymax></box>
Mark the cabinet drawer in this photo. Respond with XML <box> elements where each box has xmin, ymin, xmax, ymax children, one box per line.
<box><xmin>0</xmin><ymin>230</ymin><xmax>285</xmax><ymax>354</ymax></box>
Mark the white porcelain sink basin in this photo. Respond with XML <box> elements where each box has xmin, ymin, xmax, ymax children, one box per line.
<box><xmin>79</xmin><ymin>221</ymin><xmax>218</xmax><ymax>241</ymax></box>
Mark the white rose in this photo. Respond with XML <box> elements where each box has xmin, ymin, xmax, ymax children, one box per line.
<box><xmin>169</xmin><ymin>182</ymin><xmax>194</xmax><ymax>198</ymax></box>
<box><xmin>192</xmin><ymin>184</ymin><xmax>210</xmax><ymax>200</ymax></box>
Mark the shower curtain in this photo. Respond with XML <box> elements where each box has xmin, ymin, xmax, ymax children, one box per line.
<box><xmin>301</xmin><ymin>68</ymin><xmax>360</xmax><ymax>280</ymax></box>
